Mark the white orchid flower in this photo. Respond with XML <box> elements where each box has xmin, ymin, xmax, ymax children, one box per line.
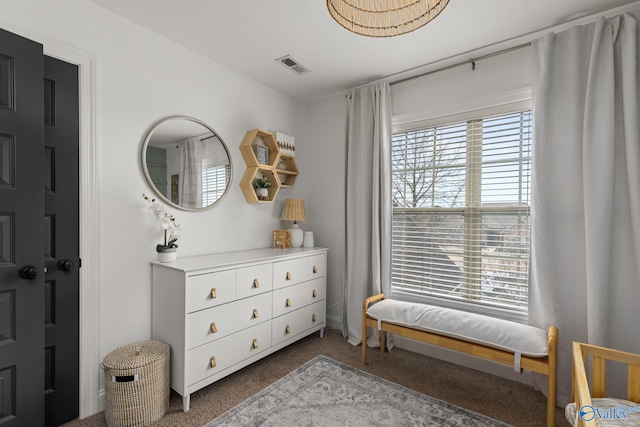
<box><xmin>143</xmin><ymin>193</ymin><xmax>180</xmax><ymax>250</ymax></box>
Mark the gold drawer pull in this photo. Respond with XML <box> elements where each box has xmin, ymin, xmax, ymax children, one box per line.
<box><xmin>253</xmin><ymin>279</ymin><xmax>260</xmax><ymax>288</ymax></box>
<box><xmin>313</xmin><ymin>265</ymin><xmax>318</xmax><ymax>274</ymax></box>
<box><xmin>285</xmin><ymin>325</ymin><xmax>291</xmax><ymax>334</ymax></box>
<box><xmin>210</xmin><ymin>288</ymin><xmax>217</xmax><ymax>299</ymax></box>
<box><xmin>253</xmin><ymin>309</ymin><xmax>259</xmax><ymax>318</ymax></box>
<box><xmin>210</xmin><ymin>357</ymin><xmax>216</xmax><ymax>368</ymax></box>
<box><xmin>286</xmin><ymin>272</ymin><xmax>292</xmax><ymax>280</ymax></box>
<box><xmin>286</xmin><ymin>298</ymin><xmax>292</xmax><ymax>307</ymax></box>
<box><xmin>312</xmin><ymin>290</ymin><xmax>317</xmax><ymax>298</ymax></box>
<box><xmin>210</xmin><ymin>322</ymin><xmax>218</xmax><ymax>333</ymax></box>
<box><xmin>312</xmin><ymin>314</ymin><xmax>317</xmax><ymax>322</ymax></box>
<box><xmin>253</xmin><ymin>339</ymin><xmax>259</xmax><ymax>349</ymax></box>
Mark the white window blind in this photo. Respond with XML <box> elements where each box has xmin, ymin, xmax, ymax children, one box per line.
<box><xmin>200</xmin><ymin>134</ymin><xmax>230</xmax><ymax>208</ymax></box>
<box><xmin>391</xmin><ymin>110</ymin><xmax>532</xmax><ymax>313</ymax></box>
<box><xmin>201</xmin><ymin>163</ymin><xmax>229</xmax><ymax>207</ymax></box>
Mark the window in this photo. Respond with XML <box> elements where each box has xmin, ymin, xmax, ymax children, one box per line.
<box><xmin>201</xmin><ymin>161</ymin><xmax>230</xmax><ymax>207</ymax></box>
<box><xmin>200</xmin><ymin>134</ymin><xmax>231</xmax><ymax>208</ymax></box>
<box><xmin>391</xmin><ymin>110</ymin><xmax>532</xmax><ymax>315</ymax></box>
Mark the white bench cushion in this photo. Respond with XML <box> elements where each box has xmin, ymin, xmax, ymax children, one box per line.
<box><xmin>565</xmin><ymin>398</ymin><xmax>640</xmax><ymax>426</ymax></box>
<box><xmin>366</xmin><ymin>299</ymin><xmax>549</xmax><ymax>357</ymax></box>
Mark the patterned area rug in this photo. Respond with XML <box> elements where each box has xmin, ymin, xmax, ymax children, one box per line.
<box><xmin>204</xmin><ymin>355</ymin><xmax>510</xmax><ymax>426</ymax></box>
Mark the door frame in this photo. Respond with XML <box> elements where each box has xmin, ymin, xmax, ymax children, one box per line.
<box><xmin>0</xmin><ymin>21</ymin><xmax>100</xmax><ymax>418</ymax></box>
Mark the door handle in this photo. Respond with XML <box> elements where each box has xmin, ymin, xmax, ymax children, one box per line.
<box><xmin>19</xmin><ymin>266</ymin><xmax>38</xmax><ymax>280</ymax></box>
<box><xmin>58</xmin><ymin>259</ymin><xmax>73</xmax><ymax>272</ymax></box>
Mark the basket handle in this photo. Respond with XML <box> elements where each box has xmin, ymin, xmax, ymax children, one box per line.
<box><xmin>111</xmin><ymin>374</ymin><xmax>139</xmax><ymax>383</ymax></box>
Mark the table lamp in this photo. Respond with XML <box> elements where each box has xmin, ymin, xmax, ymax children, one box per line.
<box><xmin>280</xmin><ymin>199</ymin><xmax>306</xmax><ymax>248</ymax></box>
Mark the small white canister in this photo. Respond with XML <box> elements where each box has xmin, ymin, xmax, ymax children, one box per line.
<box><xmin>303</xmin><ymin>231</ymin><xmax>314</xmax><ymax>248</ymax></box>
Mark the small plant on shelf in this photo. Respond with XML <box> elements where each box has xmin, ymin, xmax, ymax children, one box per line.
<box><xmin>253</xmin><ymin>177</ymin><xmax>271</xmax><ymax>201</ymax></box>
<box><xmin>253</xmin><ymin>177</ymin><xmax>272</xmax><ymax>188</ymax></box>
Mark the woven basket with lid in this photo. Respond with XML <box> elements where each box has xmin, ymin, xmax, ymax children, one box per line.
<box><xmin>103</xmin><ymin>340</ymin><xmax>170</xmax><ymax>427</ymax></box>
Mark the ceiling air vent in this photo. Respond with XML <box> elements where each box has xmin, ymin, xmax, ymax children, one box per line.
<box><xmin>276</xmin><ymin>55</ymin><xmax>311</xmax><ymax>75</ymax></box>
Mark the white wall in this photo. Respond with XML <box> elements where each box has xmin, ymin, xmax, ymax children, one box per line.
<box><xmin>1</xmin><ymin>0</ymin><xmax>309</xmax><ymax>413</ymax></box>
<box><xmin>296</xmin><ymin>96</ymin><xmax>349</xmax><ymax>330</ymax></box>
<box><xmin>392</xmin><ymin>47</ymin><xmax>532</xmax><ymax>121</ymax></box>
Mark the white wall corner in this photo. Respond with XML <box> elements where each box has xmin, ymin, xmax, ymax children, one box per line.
<box><xmin>325</xmin><ymin>314</ymin><xmax>342</xmax><ymax>332</ymax></box>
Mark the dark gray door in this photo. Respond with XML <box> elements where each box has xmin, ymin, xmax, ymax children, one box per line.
<box><xmin>0</xmin><ymin>27</ymin><xmax>46</xmax><ymax>426</ymax></box>
<box><xmin>43</xmin><ymin>55</ymin><xmax>79</xmax><ymax>427</ymax></box>
<box><xmin>0</xmin><ymin>29</ymin><xmax>80</xmax><ymax>426</ymax></box>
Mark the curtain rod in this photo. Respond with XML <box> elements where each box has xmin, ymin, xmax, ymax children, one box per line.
<box><xmin>346</xmin><ymin>41</ymin><xmax>532</xmax><ymax>94</ymax></box>
<box><xmin>390</xmin><ymin>42</ymin><xmax>531</xmax><ymax>87</ymax></box>
<box><xmin>346</xmin><ymin>0</ymin><xmax>640</xmax><ymax>93</ymax></box>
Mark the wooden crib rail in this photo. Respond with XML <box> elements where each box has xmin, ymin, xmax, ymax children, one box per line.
<box><xmin>572</xmin><ymin>342</ymin><xmax>640</xmax><ymax>405</ymax></box>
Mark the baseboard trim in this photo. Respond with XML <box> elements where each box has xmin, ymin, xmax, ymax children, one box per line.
<box><xmin>325</xmin><ymin>314</ymin><xmax>341</xmax><ymax>332</ymax></box>
<box><xmin>98</xmin><ymin>389</ymin><xmax>106</xmax><ymax>413</ymax></box>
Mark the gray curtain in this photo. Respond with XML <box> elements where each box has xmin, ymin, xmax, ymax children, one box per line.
<box><xmin>179</xmin><ymin>138</ymin><xmax>203</xmax><ymax>209</ymax></box>
<box><xmin>343</xmin><ymin>82</ymin><xmax>392</xmax><ymax>346</ymax></box>
<box><xmin>530</xmin><ymin>12</ymin><xmax>640</xmax><ymax>405</ymax></box>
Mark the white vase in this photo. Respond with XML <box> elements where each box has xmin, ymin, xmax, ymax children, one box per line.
<box><xmin>303</xmin><ymin>231</ymin><xmax>314</xmax><ymax>248</ymax></box>
<box><xmin>289</xmin><ymin>224</ymin><xmax>304</xmax><ymax>248</ymax></box>
<box><xmin>157</xmin><ymin>248</ymin><xmax>177</xmax><ymax>263</ymax></box>
<box><xmin>256</xmin><ymin>187</ymin><xmax>269</xmax><ymax>200</ymax></box>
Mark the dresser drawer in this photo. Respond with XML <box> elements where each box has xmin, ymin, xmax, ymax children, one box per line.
<box><xmin>186</xmin><ymin>292</ymin><xmax>272</xmax><ymax>349</ymax></box>
<box><xmin>273</xmin><ymin>258</ymin><xmax>302</xmax><ymax>289</ymax></box>
<box><xmin>301</xmin><ymin>254</ymin><xmax>326</xmax><ymax>282</ymax></box>
<box><xmin>186</xmin><ymin>270</ymin><xmax>236</xmax><ymax>313</ymax></box>
<box><xmin>272</xmin><ymin>301</ymin><xmax>325</xmax><ymax>346</ymax></box>
<box><xmin>186</xmin><ymin>321</ymin><xmax>271</xmax><ymax>386</ymax></box>
<box><xmin>236</xmin><ymin>263</ymin><xmax>272</xmax><ymax>299</ymax></box>
<box><xmin>272</xmin><ymin>277</ymin><xmax>325</xmax><ymax>318</ymax></box>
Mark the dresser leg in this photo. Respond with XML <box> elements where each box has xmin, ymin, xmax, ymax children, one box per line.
<box><xmin>319</xmin><ymin>328</ymin><xmax>324</xmax><ymax>339</ymax></box>
<box><xmin>183</xmin><ymin>394</ymin><xmax>190</xmax><ymax>412</ymax></box>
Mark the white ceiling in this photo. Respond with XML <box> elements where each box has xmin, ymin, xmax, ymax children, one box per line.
<box><xmin>88</xmin><ymin>0</ymin><xmax>640</xmax><ymax>103</ymax></box>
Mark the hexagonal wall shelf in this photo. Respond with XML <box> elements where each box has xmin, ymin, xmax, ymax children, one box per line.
<box><xmin>276</xmin><ymin>155</ymin><xmax>299</xmax><ymax>187</ymax></box>
<box><xmin>239</xmin><ymin>129</ymin><xmax>279</xmax><ymax>168</ymax></box>
<box><xmin>240</xmin><ymin>167</ymin><xmax>280</xmax><ymax>203</ymax></box>
<box><xmin>239</xmin><ymin>129</ymin><xmax>298</xmax><ymax>203</ymax></box>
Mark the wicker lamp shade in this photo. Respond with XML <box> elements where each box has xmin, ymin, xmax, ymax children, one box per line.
<box><xmin>326</xmin><ymin>0</ymin><xmax>450</xmax><ymax>37</ymax></box>
<box><xmin>281</xmin><ymin>199</ymin><xmax>307</xmax><ymax>248</ymax></box>
<box><xmin>280</xmin><ymin>199</ymin><xmax>307</xmax><ymax>223</ymax></box>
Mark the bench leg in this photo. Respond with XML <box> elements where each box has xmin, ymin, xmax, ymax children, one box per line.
<box><xmin>362</xmin><ymin>338</ymin><xmax>368</xmax><ymax>365</ymax></box>
<box><xmin>547</xmin><ymin>358</ymin><xmax>557</xmax><ymax>427</ymax></box>
<box><xmin>546</xmin><ymin>326</ymin><xmax>558</xmax><ymax>427</ymax></box>
<box><xmin>362</xmin><ymin>311</ymin><xmax>368</xmax><ymax>365</ymax></box>
<box><xmin>380</xmin><ymin>330</ymin><xmax>386</xmax><ymax>353</ymax></box>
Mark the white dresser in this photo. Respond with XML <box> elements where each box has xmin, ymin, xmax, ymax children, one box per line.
<box><xmin>150</xmin><ymin>247</ymin><xmax>328</xmax><ymax>411</ymax></box>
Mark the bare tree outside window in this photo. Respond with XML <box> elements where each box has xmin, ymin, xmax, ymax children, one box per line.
<box><xmin>391</xmin><ymin>125</ymin><xmax>466</xmax><ymax>209</ymax></box>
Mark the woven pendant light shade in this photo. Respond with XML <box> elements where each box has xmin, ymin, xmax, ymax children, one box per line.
<box><xmin>327</xmin><ymin>0</ymin><xmax>450</xmax><ymax>37</ymax></box>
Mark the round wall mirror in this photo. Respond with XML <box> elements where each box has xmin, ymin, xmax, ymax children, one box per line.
<box><xmin>141</xmin><ymin>116</ymin><xmax>232</xmax><ymax>211</ymax></box>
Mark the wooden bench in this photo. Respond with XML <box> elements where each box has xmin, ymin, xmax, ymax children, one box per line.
<box><xmin>362</xmin><ymin>293</ymin><xmax>558</xmax><ymax>427</ymax></box>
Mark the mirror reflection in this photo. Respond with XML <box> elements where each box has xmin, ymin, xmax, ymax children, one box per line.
<box><xmin>141</xmin><ymin>116</ymin><xmax>232</xmax><ymax>211</ymax></box>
